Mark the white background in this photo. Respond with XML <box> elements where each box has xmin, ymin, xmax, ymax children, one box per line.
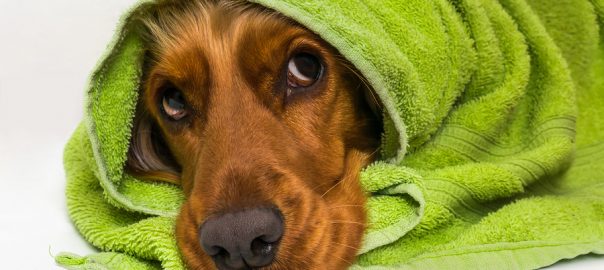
<box><xmin>0</xmin><ymin>0</ymin><xmax>602</xmax><ymax>269</ymax></box>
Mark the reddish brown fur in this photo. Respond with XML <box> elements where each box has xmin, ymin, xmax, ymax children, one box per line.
<box><xmin>127</xmin><ymin>1</ymin><xmax>382</xmax><ymax>269</ymax></box>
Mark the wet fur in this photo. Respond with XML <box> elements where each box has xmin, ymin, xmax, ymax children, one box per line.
<box><xmin>127</xmin><ymin>1</ymin><xmax>382</xmax><ymax>269</ymax></box>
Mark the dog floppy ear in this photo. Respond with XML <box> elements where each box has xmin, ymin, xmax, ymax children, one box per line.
<box><xmin>124</xmin><ymin>16</ymin><xmax>185</xmax><ymax>185</ymax></box>
<box><xmin>126</xmin><ymin>101</ymin><xmax>181</xmax><ymax>185</ymax></box>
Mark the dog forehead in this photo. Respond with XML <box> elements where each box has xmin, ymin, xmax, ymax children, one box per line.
<box><xmin>151</xmin><ymin>8</ymin><xmax>300</xmax><ymax>70</ymax></box>
<box><xmin>148</xmin><ymin>8</ymin><xmax>315</xmax><ymax>95</ymax></box>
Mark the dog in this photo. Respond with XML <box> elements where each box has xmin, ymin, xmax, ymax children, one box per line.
<box><xmin>125</xmin><ymin>0</ymin><xmax>382</xmax><ymax>269</ymax></box>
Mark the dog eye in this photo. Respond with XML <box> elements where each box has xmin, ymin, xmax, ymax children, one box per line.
<box><xmin>287</xmin><ymin>53</ymin><xmax>322</xmax><ymax>90</ymax></box>
<box><xmin>161</xmin><ymin>87</ymin><xmax>187</xmax><ymax>120</ymax></box>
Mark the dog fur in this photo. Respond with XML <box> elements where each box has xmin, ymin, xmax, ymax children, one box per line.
<box><xmin>126</xmin><ymin>1</ymin><xmax>382</xmax><ymax>269</ymax></box>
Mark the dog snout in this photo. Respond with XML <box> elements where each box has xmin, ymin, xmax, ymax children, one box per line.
<box><xmin>199</xmin><ymin>207</ymin><xmax>284</xmax><ymax>270</ymax></box>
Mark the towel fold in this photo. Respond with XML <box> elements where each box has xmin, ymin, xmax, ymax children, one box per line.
<box><xmin>58</xmin><ymin>0</ymin><xmax>604</xmax><ymax>269</ymax></box>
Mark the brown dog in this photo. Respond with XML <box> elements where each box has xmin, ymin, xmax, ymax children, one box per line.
<box><xmin>126</xmin><ymin>1</ymin><xmax>382</xmax><ymax>269</ymax></box>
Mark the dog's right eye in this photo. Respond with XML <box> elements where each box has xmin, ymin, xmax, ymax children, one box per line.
<box><xmin>161</xmin><ymin>87</ymin><xmax>188</xmax><ymax>121</ymax></box>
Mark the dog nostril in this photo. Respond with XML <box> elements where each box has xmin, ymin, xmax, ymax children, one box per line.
<box><xmin>211</xmin><ymin>248</ymin><xmax>238</xmax><ymax>268</ymax></box>
<box><xmin>199</xmin><ymin>208</ymin><xmax>284</xmax><ymax>269</ymax></box>
<box><xmin>251</xmin><ymin>237</ymin><xmax>276</xmax><ymax>257</ymax></box>
<box><xmin>206</xmin><ymin>246</ymin><xmax>228</xmax><ymax>258</ymax></box>
<box><xmin>217</xmin><ymin>247</ymin><xmax>228</xmax><ymax>258</ymax></box>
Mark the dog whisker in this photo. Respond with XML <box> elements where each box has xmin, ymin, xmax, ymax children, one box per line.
<box><xmin>321</xmin><ymin>178</ymin><xmax>346</xmax><ymax>198</ymax></box>
<box><xmin>332</xmin><ymin>241</ymin><xmax>361</xmax><ymax>251</ymax></box>
<box><xmin>369</xmin><ymin>146</ymin><xmax>381</xmax><ymax>157</ymax></box>
<box><xmin>339</xmin><ymin>61</ymin><xmax>381</xmax><ymax>111</ymax></box>
<box><xmin>332</xmin><ymin>253</ymin><xmax>353</xmax><ymax>266</ymax></box>
<box><xmin>310</xmin><ymin>181</ymin><xmax>334</xmax><ymax>193</ymax></box>
<box><xmin>321</xmin><ymin>154</ymin><xmax>362</xmax><ymax>198</ymax></box>
<box><xmin>327</xmin><ymin>204</ymin><xmax>364</xmax><ymax>210</ymax></box>
<box><xmin>330</xmin><ymin>220</ymin><xmax>367</xmax><ymax>226</ymax></box>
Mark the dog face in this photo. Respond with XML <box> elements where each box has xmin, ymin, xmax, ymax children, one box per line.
<box><xmin>127</xmin><ymin>1</ymin><xmax>381</xmax><ymax>269</ymax></box>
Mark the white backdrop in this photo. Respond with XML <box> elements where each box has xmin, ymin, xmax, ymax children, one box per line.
<box><xmin>0</xmin><ymin>0</ymin><xmax>602</xmax><ymax>269</ymax></box>
<box><xmin>0</xmin><ymin>0</ymin><xmax>137</xmax><ymax>268</ymax></box>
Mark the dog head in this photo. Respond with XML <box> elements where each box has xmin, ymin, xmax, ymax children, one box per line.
<box><xmin>127</xmin><ymin>1</ymin><xmax>381</xmax><ymax>269</ymax></box>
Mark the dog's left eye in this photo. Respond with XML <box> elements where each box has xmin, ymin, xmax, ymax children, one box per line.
<box><xmin>286</xmin><ymin>53</ymin><xmax>323</xmax><ymax>92</ymax></box>
<box><xmin>161</xmin><ymin>87</ymin><xmax>188</xmax><ymax>121</ymax></box>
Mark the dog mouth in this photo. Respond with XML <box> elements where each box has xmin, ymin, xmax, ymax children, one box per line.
<box><xmin>172</xmin><ymin>149</ymin><xmax>371</xmax><ymax>270</ymax></box>
<box><xmin>175</xmin><ymin>179</ymin><xmax>362</xmax><ymax>270</ymax></box>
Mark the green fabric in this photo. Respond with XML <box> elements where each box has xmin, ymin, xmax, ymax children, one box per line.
<box><xmin>55</xmin><ymin>252</ymin><xmax>159</xmax><ymax>270</ymax></box>
<box><xmin>58</xmin><ymin>0</ymin><xmax>604</xmax><ymax>269</ymax></box>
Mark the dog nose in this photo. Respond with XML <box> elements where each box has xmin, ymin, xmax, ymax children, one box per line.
<box><xmin>199</xmin><ymin>208</ymin><xmax>284</xmax><ymax>270</ymax></box>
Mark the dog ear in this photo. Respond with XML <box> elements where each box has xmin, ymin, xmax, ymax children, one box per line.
<box><xmin>125</xmin><ymin>101</ymin><xmax>182</xmax><ymax>185</ymax></box>
<box><xmin>124</xmin><ymin>45</ymin><xmax>181</xmax><ymax>185</ymax></box>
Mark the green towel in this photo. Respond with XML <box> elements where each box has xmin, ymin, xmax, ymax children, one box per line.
<box><xmin>57</xmin><ymin>0</ymin><xmax>604</xmax><ymax>269</ymax></box>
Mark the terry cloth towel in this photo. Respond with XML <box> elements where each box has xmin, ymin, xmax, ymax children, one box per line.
<box><xmin>57</xmin><ymin>0</ymin><xmax>604</xmax><ymax>269</ymax></box>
